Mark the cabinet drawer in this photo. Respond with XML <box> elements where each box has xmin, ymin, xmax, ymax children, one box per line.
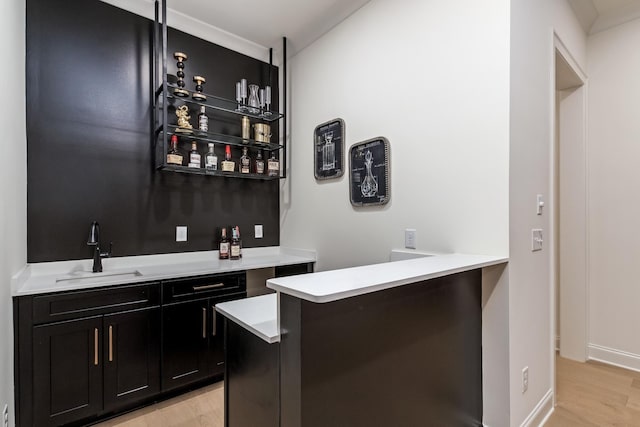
<box><xmin>162</xmin><ymin>272</ymin><xmax>246</xmax><ymax>303</ymax></box>
<box><xmin>32</xmin><ymin>282</ymin><xmax>160</xmax><ymax>325</ymax></box>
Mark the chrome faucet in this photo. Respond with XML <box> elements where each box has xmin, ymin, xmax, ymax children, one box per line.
<box><xmin>87</xmin><ymin>221</ymin><xmax>112</xmax><ymax>273</ymax></box>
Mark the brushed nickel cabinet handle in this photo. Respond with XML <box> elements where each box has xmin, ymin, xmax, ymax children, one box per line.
<box><xmin>193</xmin><ymin>283</ymin><xmax>224</xmax><ymax>291</ymax></box>
<box><xmin>211</xmin><ymin>306</ymin><xmax>217</xmax><ymax>337</ymax></box>
<box><xmin>108</xmin><ymin>325</ymin><xmax>113</xmax><ymax>362</ymax></box>
<box><xmin>94</xmin><ymin>328</ymin><xmax>99</xmax><ymax>366</ymax></box>
<box><xmin>202</xmin><ymin>307</ymin><xmax>207</xmax><ymax>338</ymax></box>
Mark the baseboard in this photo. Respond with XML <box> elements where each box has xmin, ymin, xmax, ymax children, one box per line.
<box><xmin>588</xmin><ymin>343</ymin><xmax>640</xmax><ymax>372</ymax></box>
<box><xmin>520</xmin><ymin>389</ymin><xmax>554</xmax><ymax>427</ymax></box>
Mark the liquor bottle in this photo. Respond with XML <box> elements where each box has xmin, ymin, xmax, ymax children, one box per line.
<box><xmin>188</xmin><ymin>141</ymin><xmax>201</xmax><ymax>168</ymax></box>
<box><xmin>267</xmin><ymin>152</ymin><xmax>280</xmax><ymax>177</ymax></box>
<box><xmin>198</xmin><ymin>106</ymin><xmax>208</xmax><ymax>132</ymax></box>
<box><xmin>167</xmin><ymin>134</ymin><xmax>183</xmax><ymax>166</ymax></box>
<box><xmin>205</xmin><ymin>143</ymin><xmax>218</xmax><ymax>170</ymax></box>
<box><xmin>218</xmin><ymin>227</ymin><xmax>229</xmax><ymax>260</ymax></box>
<box><xmin>236</xmin><ymin>226</ymin><xmax>242</xmax><ymax>258</ymax></box>
<box><xmin>230</xmin><ymin>226</ymin><xmax>241</xmax><ymax>260</ymax></box>
<box><xmin>240</xmin><ymin>146</ymin><xmax>251</xmax><ymax>174</ymax></box>
<box><xmin>221</xmin><ymin>145</ymin><xmax>235</xmax><ymax>172</ymax></box>
<box><xmin>255</xmin><ymin>150</ymin><xmax>265</xmax><ymax>174</ymax></box>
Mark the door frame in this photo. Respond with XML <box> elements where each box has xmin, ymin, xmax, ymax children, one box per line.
<box><xmin>549</xmin><ymin>31</ymin><xmax>589</xmax><ymax>405</ymax></box>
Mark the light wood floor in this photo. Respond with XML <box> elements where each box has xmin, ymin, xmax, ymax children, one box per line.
<box><xmin>545</xmin><ymin>355</ymin><xmax>640</xmax><ymax>426</ymax></box>
<box><xmin>94</xmin><ymin>355</ymin><xmax>640</xmax><ymax>427</ymax></box>
<box><xmin>93</xmin><ymin>382</ymin><xmax>224</xmax><ymax>427</ymax></box>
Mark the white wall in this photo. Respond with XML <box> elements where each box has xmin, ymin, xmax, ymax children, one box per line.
<box><xmin>509</xmin><ymin>0</ymin><xmax>586</xmax><ymax>424</ymax></box>
<box><xmin>281</xmin><ymin>0</ymin><xmax>510</xmax><ymax>271</ymax></box>
<box><xmin>280</xmin><ymin>0</ymin><xmax>511</xmax><ymax>425</ymax></box>
<box><xmin>587</xmin><ymin>18</ymin><xmax>640</xmax><ymax>369</ymax></box>
<box><xmin>0</xmin><ymin>0</ymin><xmax>27</xmax><ymax>425</ymax></box>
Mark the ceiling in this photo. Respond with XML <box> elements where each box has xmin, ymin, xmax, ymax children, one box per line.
<box><xmin>166</xmin><ymin>0</ymin><xmax>371</xmax><ymax>53</ymax></box>
<box><xmin>568</xmin><ymin>0</ymin><xmax>640</xmax><ymax>34</ymax></box>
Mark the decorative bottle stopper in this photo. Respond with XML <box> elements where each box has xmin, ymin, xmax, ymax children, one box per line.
<box><xmin>192</xmin><ymin>76</ymin><xmax>206</xmax><ymax>101</ymax></box>
<box><xmin>173</xmin><ymin>52</ymin><xmax>189</xmax><ymax>97</ymax></box>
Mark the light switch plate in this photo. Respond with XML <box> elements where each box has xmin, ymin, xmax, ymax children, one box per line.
<box><xmin>536</xmin><ymin>194</ymin><xmax>544</xmax><ymax>215</ymax></box>
<box><xmin>176</xmin><ymin>226</ymin><xmax>187</xmax><ymax>242</ymax></box>
<box><xmin>255</xmin><ymin>224</ymin><xmax>263</xmax><ymax>239</ymax></box>
<box><xmin>405</xmin><ymin>229</ymin><xmax>417</xmax><ymax>249</ymax></box>
<box><xmin>531</xmin><ymin>229</ymin><xmax>543</xmax><ymax>251</ymax></box>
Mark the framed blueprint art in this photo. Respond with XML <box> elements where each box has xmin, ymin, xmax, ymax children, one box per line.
<box><xmin>314</xmin><ymin>118</ymin><xmax>345</xmax><ymax>180</ymax></box>
<box><xmin>349</xmin><ymin>137</ymin><xmax>390</xmax><ymax>206</ymax></box>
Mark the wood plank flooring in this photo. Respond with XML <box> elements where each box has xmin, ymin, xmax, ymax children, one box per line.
<box><xmin>93</xmin><ymin>382</ymin><xmax>224</xmax><ymax>427</ymax></box>
<box><xmin>94</xmin><ymin>355</ymin><xmax>640</xmax><ymax>426</ymax></box>
<box><xmin>545</xmin><ymin>355</ymin><xmax>640</xmax><ymax>426</ymax></box>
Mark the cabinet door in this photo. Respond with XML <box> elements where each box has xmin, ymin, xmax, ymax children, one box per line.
<box><xmin>33</xmin><ymin>316</ymin><xmax>103</xmax><ymax>427</ymax></box>
<box><xmin>162</xmin><ymin>299</ymin><xmax>210</xmax><ymax>390</ymax></box>
<box><xmin>103</xmin><ymin>307</ymin><xmax>161</xmax><ymax>411</ymax></box>
<box><xmin>209</xmin><ymin>292</ymin><xmax>246</xmax><ymax>377</ymax></box>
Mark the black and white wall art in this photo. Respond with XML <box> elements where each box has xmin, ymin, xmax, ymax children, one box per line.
<box><xmin>349</xmin><ymin>137</ymin><xmax>390</xmax><ymax>206</ymax></box>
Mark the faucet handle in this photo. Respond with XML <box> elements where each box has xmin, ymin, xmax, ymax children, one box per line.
<box><xmin>101</xmin><ymin>242</ymin><xmax>113</xmax><ymax>258</ymax></box>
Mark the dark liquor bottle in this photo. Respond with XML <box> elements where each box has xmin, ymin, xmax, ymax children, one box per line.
<box><xmin>167</xmin><ymin>135</ymin><xmax>183</xmax><ymax>166</ymax></box>
<box><xmin>240</xmin><ymin>146</ymin><xmax>251</xmax><ymax>174</ymax></box>
<box><xmin>255</xmin><ymin>150</ymin><xmax>265</xmax><ymax>174</ymax></box>
<box><xmin>218</xmin><ymin>227</ymin><xmax>229</xmax><ymax>260</ymax></box>
<box><xmin>267</xmin><ymin>152</ymin><xmax>280</xmax><ymax>177</ymax></box>
<box><xmin>230</xmin><ymin>226</ymin><xmax>241</xmax><ymax>260</ymax></box>
<box><xmin>221</xmin><ymin>145</ymin><xmax>235</xmax><ymax>172</ymax></box>
<box><xmin>188</xmin><ymin>141</ymin><xmax>201</xmax><ymax>168</ymax></box>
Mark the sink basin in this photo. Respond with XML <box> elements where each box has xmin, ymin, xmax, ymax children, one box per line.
<box><xmin>55</xmin><ymin>270</ymin><xmax>143</xmax><ymax>285</ymax></box>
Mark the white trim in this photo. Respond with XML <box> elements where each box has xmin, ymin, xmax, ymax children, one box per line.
<box><xmin>588</xmin><ymin>344</ymin><xmax>640</xmax><ymax>373</ymax></box>
<box><xmin>98</xmin><ymin>0</ymin><xmax>272</xmax><ymax>62</ymax></box>
<box><xmin>520</xmin><ymin>389</ymin><xmax>554</xmax><ymax>427</ymax></box>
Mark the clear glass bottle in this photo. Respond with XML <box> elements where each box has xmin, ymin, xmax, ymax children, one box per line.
<box><xmin>240</xmin><ymin>147</ymin><xmax>251</xmax><ymax>174</ymax></box>
<box><xmin>267</xmin><ymin>152</ymin><xmax>280</xmax><ymax>177</ymax></box>
<box><xmin>221</xmin><ymin>145</ymin><xmax>235</xmax><ymax>172</ymax></box>
<box><xmin>247</xmin><ymin>84</ymin><xmax>260</xmax><ymax>114</ymax></box>
<box><xmin>205</xmin><ymin>143</ymin><xmax>218</xmax><ymax>170</ymax></box>
<box><xmin>218</xmin><ymin>227</ymin><xmax>229</xmax><ymax>260</ymax></box>
<box><xmin>255</xmin><ymin>150</ymin><xmax>265</xmax><ymax>174</ymax></box>
<box><xmin>188</xmin><ymin>141</ymin><xmax>201</xmax><ymax>168</ymax></box>
<box><xmin>167</xmin><ymin>135</ymin><xmax>183</xmax><ymax>166</ymax></box>
<box><xmin>198</xmin><ymin>106</ymin><xmax>208</xmax><ymax>132</ymax></box>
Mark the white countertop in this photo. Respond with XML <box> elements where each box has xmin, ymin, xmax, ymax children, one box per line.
<box><xmin>215</xmin><ymin>294</ymin><xmax>279</xmax><ymax>344</ymax></box>
<box><xmin>13</xmin><ymin>247</ymin><xmax>316</xmax><ymax>296</ymax></box>
<box><xmin>267</xmin><ymin>253</ymin><xmax>508</xmax><ymax>303</ymax></box>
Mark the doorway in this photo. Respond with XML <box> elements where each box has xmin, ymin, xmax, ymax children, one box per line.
<box><xmin>552</xmin><ymin>37</ymin><xmax>588</xmax><ymax>371</ymax></box>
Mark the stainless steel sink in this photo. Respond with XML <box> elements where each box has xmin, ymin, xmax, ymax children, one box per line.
<box><xmin>55</xmin><ymin>270</ymin><xmax>143</xmax><ymax>284</ymax></box>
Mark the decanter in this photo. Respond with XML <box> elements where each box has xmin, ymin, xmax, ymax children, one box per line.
<box><xmin>247</xmin><ymin>84</ymin><xmax>260</xmax><ymax>114</ymax></box>
<box><xmin>360</xmin><ymin>150</ymin><xmax>378</xmax><ymax>197</ymax></box>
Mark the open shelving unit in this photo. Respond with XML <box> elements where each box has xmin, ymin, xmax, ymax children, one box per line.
<box><xmin>152</xmin><ymin>0</ymin><xmax>287</xmax><ymax>180</ymax></box>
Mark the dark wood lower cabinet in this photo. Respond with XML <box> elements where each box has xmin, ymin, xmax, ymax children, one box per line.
<box><xmin>162</xmin><ymin>292</ymin><xmax>243</xmax><ymax>391</ymax></box>
<box><xmin>33</xmin><ymin>317</ymin><xmax>103</xmax><ymax>427</ymax></box>
<box><xmin>103</xmin><ymin>307</ymin><xmax>161</xmax><ymax>410</ymax></box>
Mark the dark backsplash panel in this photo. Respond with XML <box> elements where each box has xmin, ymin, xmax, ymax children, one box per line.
<box><xmin>27</xmin><ymin>0</ymin><xmax>280</xmax><ymax>262</ymax></box>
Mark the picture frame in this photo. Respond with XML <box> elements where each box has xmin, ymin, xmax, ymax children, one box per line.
<box><xmin>349</xmin><ymin>137</ymin><xmax>391</xmax><ymax>206</ymax></box>
<box><xmin>314</xmin><ymin>118</ymin><xmax>345</xmax><ymax>180</ymax></box>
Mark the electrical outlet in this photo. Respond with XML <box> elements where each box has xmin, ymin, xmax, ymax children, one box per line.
<box><xmin>405</xmin><ymin>229</ymin><xmax>417</xmax><ymax>249</ymax></box>
<box><xmin>255</xmin><ymin>224</ymin><xmax>263</xmax><ymax>239</ymax></box>
<box><xmin>176</xmin><ymin>226</ymin><xmax>187</xmax><ymax>242</ymax></box>
<box><xmin>3</xmin><ymin>404</ymin><xmax>8</xmax><ymax>427</ymax></box>
<box><xmin>522</xmin><ymin>366</ymin><xmax>529</xmax><ymax>393</ymax></box>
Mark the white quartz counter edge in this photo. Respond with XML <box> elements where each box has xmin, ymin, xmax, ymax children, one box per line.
<box><xmin>215</xmin><ymin>294</ymin><xmax>279</xmax><ymax>344</ymax></box>
<box><xmin>267</xmin><ymin>253</ymin><xmax>508</xmax><ymax>303</ymax></box>
<box><xmin>13</xmin><ymin>247</ymin><xmax>316</xmax><ymax>296</ymax></box>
